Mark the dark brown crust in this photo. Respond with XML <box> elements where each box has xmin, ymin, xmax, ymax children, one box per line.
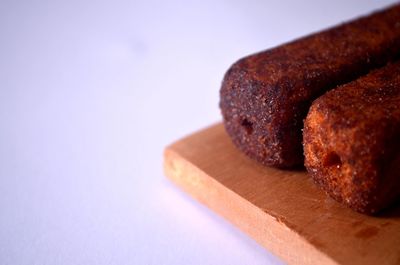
<box><xmin>220</xmin><ymin>4</ymin><xmax>400</xmax><ymax>168</ymax></box>
<box><xmin>303</xmin><ymin>62</ymin><xmax>400</xmax><ymax>215</ymax></box>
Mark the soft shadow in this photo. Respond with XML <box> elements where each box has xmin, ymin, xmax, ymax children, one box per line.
<box><xmin>376</xmin><ymin>200</ymin><xmax>400</xmax><ymax>218</ymax></box>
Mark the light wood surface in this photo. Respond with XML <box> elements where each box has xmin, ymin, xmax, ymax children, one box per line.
<box><xmin>163</xmin><ymin>123</ymin><xmax>400</xmax><ymax>265</ymax></box>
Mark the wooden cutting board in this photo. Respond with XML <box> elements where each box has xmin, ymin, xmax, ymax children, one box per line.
<box><xmin>163</xmin><ymin>123</ymin><xmax>400</xmax><ymax>265</ymax></box>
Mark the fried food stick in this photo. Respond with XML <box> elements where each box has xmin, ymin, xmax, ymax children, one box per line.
<box><xmin>303</xmin><ymin>62</ymin><xmax>400</xmax><ymax>214</ymax></box>
<box><xmin>220</xmin><ymin>4</ymin><xmax>400</xmax><ymax>168</ymax></box>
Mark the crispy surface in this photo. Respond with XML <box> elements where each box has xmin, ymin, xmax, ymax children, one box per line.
<box><xmin>303</xmin><ymin>62</ymin><xmax>400</xmax><ymax>214</ymax></box>
<box><xmin>220</xmin><ymin>4</ymin><xmax>400</xmax><ymax>168</ymax></box>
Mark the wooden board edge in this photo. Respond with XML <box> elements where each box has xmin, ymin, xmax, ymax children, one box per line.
<box><xmin>163</xmin><ymin>146</ymin><xmax>339</xmax><ymax>265</ymax></box>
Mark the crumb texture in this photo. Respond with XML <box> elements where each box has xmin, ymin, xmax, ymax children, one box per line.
<box><xmin>303</xmin><ymin>62</ymin><xmax>400</xmax><ymax>214</ymax></box>
<box><xmin>220</xmin><ymin>4</ymin><xmax>400</xmax><ymax>168</ymax></box>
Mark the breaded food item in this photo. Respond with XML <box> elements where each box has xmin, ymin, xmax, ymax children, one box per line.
<box><xmin>303</xmin><ymin>62</ymin><xmax>400</xmax><ymax>214</ymax></box>
<box><xmin>220</xmin><ymin>4</ymin><xmax>400</xmax><ymax>168</ymax></box>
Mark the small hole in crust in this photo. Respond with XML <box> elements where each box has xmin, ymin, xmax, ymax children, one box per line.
<box><xmin>323</xmin><ymin>151</ymin><xmax>342</xmax><ymax>168</ymax></box>
<box><xmin>241</xmin><ymin>118</ymin><xmax>253</xmax><ymax>134</ymax></box>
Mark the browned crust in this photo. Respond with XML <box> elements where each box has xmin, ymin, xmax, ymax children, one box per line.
<box><xmin>220</xmin><ymin>4</ymin><xmax>400</xmax><ymax>168</ymax></box>
<box><xmin>303</xmin><ymin>62</ymin><xmax>400</xmax><ymax>214</ymax></box>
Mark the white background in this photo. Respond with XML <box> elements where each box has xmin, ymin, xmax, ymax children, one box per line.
<box><xmin>0</xmin><ymin>0</ymin><xmax>398</xmax><ymax>264</ymax></box>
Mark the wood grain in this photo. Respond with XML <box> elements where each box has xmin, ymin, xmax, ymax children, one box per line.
<box><xmin>163</xmin><ymin>123</ymin><xmax>400</xmax><ymax>265</ymax></box>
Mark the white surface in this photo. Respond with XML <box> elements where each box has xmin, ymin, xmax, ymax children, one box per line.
<box><xmin>0</xmin><ymin>0</ymin><xmax>398</xmax><ymax>264</ymax></box>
